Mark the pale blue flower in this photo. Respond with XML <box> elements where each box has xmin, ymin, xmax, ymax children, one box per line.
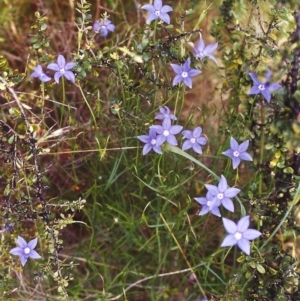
<box><xmin>47</xmin><ymin>55</ymin><xmax>76</xmax><ymax>83</ymax></box>
<box><xmin>9</xmin><ymin>236</ymin><xmax>42</xmax><ymax>266</ymax></box>
<box><xmin>248</xmin><ymin>70</ymin><xmax>281</xmax><ymax>103</ymax></box>
<box><xmin>138</xmin><ymin>128</ymin><xmax>163</xmax><ymax>155</ymax></box>
<box><xmin>194</xmin><ymin>191</ymin><xmax>221</xmax><ymax>217</ymax></box>
<box><xmin>93</xmin><ymin>19</ymin><xmax>115</xmax><ymax>37</ymax></box>
<box><xmin>30</xmin><ymin>65</ymin><xmax>51</xmax><ymax>82</ymax></box>
<box><xmin>205</xmin><ymin>175</ymin><xmax>240</xmax><ymax>212</ymax></box>
<box><xmin>222</xmin><ymin>137</ymin><xmax>253</xmax><ymax>169</ymax></box>
<box><xmin>189</xmin><ymin>35</ymin><xmax>218</xmax><ymax>65</ymax></box>
<box><xmin>141</xmin><ymin>0</ymin><xmax>173</xmax><ymax>24</ymax></box>
<box><xmin>170</xmin><ymin>58</ymin><xmax>201</xmax><ymax>89</ymax></box>
<box><xmin>221</xmin><ymin>216</ymin><xmax>262</xmax><ymax>255</ymax></box>
<box><xmin>150</xmin><ymin>118</ymin><xmax>183</xmax><ymax>146</ymax></box>
<box><xmin>155</xmin><ymin>106</ymin><xmax>177</xmax><ymax>121</ymax></box>
<box><xmin>182</xmin><ymin>126</ymin><xmax>207</xmax><ymax>154</ymax></box>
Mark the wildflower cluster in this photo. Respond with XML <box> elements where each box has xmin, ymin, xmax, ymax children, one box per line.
<box><xmin>138</xmin><ymin>106</ymin><xmax>207</xmax><ymax>155</ymax></box>
<box><xmin>136</xmin><ymin>1</ymin><xmax>284</xmax><ymax>259</ymax></box>
<box><xmin>31</xmin><ymin>54</ymin><xmax>76</xmax><ymax>84</ymax></box>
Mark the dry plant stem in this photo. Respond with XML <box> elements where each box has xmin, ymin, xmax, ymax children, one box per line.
<box><xmin>0</xmin><ymin>76</ymin><xmax>30</xmax><ymax>128</ymax></box>
<box><xmin>160</xmin><ymin>213</ymin><xmax>206</xmax><ymax>298</ymax></box>
<box><xmin>258</xmin><ymin>99</ymin><xmax>265</xmax><ymax>196</ymax></box>
<box><xmin>107</xmin><ymin>261</ymin><xmax>205</xmax><ymax>300</ymax></box>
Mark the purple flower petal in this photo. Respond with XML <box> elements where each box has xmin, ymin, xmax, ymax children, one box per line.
<box><xmin>239</xmin><ymin>152</ymin><xmax>253</xmax><ymax>161</ymax></box>
<box><xmin>161</xmin><ymin>5</ymin><xmax>173</xmax><ymax>13</ymax></box>
<box><xmin>169</xmin><ymin>125</ymin><xmax>183</xmax><ymax>135</ymax></box>
<box><xmin>27</xmin><ymin>238</ymin><xmax>38</xmax><ymax>249</ymax></box>
<box><xmin>243</xmin><ymin>229</ymin><xmax>262</xmax><ymax>240</ymax></box>
<box><xmin>218</xmin><ymin>175</ymin><xmax>228</xmax><ymax>192</ymax></box>
<box><xmin>261</xmin><ymin>89</ymin><xmax>271</xmax><ymax>102</ymax></box>
<box><xmin>238</xmin><ymin>140</ymin><xmax>249</xmax><ymax>152</ymax></box>
<box><xmin>183</xmin><ymin>77</ymin><xmax>192</xmax><ymax>88</ymax></box>
<box><xmin>230</xmin><ymin>137</ymin><xmax>239</xmax><ymax>150</ymax></box>
<box><xmin>54</xmin><ymin>72</ymin><xmax>63</xmax><ymax>84</ymax></box>
<box><xmin>9</xmin><ymin>247</ymin><xmax>24</xmax><ymax>256</ymax></box>
<box><xmin>188</xmin><ymin>69</ymin><xmax>201</xmax><ymax>77</ymax></box>
<box><xmin>141</xmin><ymin>4</ymin><xmax>155</xmax><ymax>12</ymax></box>
<box><xmin>20</xmin><ymin>256</ymin><xmax>28</xmax><ymax>266</ymax></box>
<box><xmin>221</xmin><ymin>234</ymin><xmax>237</xmax><ymax>247</ymax></box>
<box><xmin>232</xmin><ymin>157</ymin><xmax>241</xmax><ymax>169</ymax></box>
<box><xmin>224</xmin><ymin>187</ymin><xmax>240</xmax><ymax>198</ymax></box>
<box><xmin>237</xmin><ymin>239</ymin><xmax>251</xmax><ymax>255</ymax></box>
<box><xmin>47</xmin><ymin>63</ymin><xmax>60</xmax><ymax>72</ymax></box>
<box><xmin>65</xmin><ymin>62</ymin><xmax>76</xmax><ymax>70</ymax></box>
<box><xmin>205</xmin><ymin>184</ymin><xmax>219</xmax><ymax>196</ymax></box>
<box><xmin>159</xmin><ymin>12</ymin><xmax>170</xmax><ymax>24</ymax></box>
<box><xmin>248</xmin><ymin>72</ymin><xmax>260</xmax><ymax>85</ymax></box>
<box><xmin>222</xmin><ymin>218</ymin><xmax>237</xmax><ymax>234</ymax></box>
<box><xmin>192</xmin><ymin>143</ymin><xmax>203</xmax><ymax>154</ymax></box>
<box><xmin>57</xmin><ymin>55</ymin><xmax>66</xmax><ymax>68</ymax></box>
<box><xmin>64</xmin><ymin>71</ymin><xmax>76</xmax><ymax>83</ymax></box>
<box><xmin>222</xmin><ymin>198</ymin><xmax>234</xmax><ymax>212</ymax></box>
<box><xmin>154</xmin><ymin>0</ymin><xmax>162</xmax><ymax>10</ymax></box>
<box><xmin>237</xmin><ymin>216</ymin><xmax>250</xmax><ymax>232</ymax></box>
<box><xmin>29</xmin><ymin>250</ymin><xmax>42</xmax><ymax>259</ymax></box>
<box><xmin>17</xmin><ymin>236</ymin><xmax>27</xmax><ymax>248</ymax></box>
<box><xmin>166</xmin><ymin>135</ymin><xmax>178</xmax><ymax>146</ymax></box>
<box><xmin>182</xmin><ymin>140</ymin><xmax>193</xmax><ymax>151</ymax></box>
<box><xmin>147</xmin><ymin>12</ymin><xmax>159</xmax><ymax>23</ymax></box>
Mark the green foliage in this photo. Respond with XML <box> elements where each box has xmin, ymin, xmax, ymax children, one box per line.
<box><xmin>0</xmin><ymin>0</ymin><xmax>299</xmax><ymax>300</ymax></box>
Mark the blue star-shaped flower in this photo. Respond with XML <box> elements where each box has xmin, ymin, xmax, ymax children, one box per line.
<box><xmin>222</xmin><ymin>137</ymin><xmax>253</xmax><ymax>169</ymax></box>
<box><xmin>194</xmin><ymin>191</ymin><xmax>221</xmax><ymax>217</ymax></box>
<box><xmin>155</xmin><ymin>106</ymin><xmax>177</xmax><ymax>121</ymax></box>
<box><xmin>150</xmin><ymin>118</ymin><xmax>183</xmax><ymax>146</ymax></box>
<box><xmin>221</xmin><ymin>216</ymin><xmax>262</xmax><ymax>255</ymax></box>
<box><xmin>30</xmin><ymin>65</ymin><xmax>51</xmax><ymax>82</ymax></box>
<box><xmin>205</xmin><ymin>175</ymin><xmax>240</xmax><ymax>212</ymax></box>
<box><xmin>9</xmin><ymin>236</ymin><xmax>42</xmax><ymax>266</ymax></box>
<box><xmin>189</xmin><ymin>34</ymin><xmax>218</xmax><ymax>65</ymax></box>
<box><xmin>47</xmin><ymin>55</ymin><xmax>76</xmax><ymax>84</ymax></box>
<box><xmin>93</xmin><ymin>19</ymin><xmax>115</xmax><ymax>37</ymax></box>
<box><xmin>141</xmin><ymin>0</ymin><xmax>173</xmax><ymax>24</ymax></box>
<box><xmin>138</xmin><ymin>128</ymin><xmax>163</xmax><ymax>155</ymax></box>
<box><xmin>248</xmin><ymin>69</ymin><xmax>281</xmax><ymax>103</ymax></box>
<box><xmin>170</xmin><ymin>58</ymin><xmax>201</xmax><ymax>89</ymax></box>
<box><xmin>182</xmin><ymin>126</ymin><xmax>207</xmax><ymax>154</ymax></box>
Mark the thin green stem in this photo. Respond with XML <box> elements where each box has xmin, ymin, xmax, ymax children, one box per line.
<box><xmin>77</xmin><ymin>83</ymin><xmax>97</xmax><ymax>127</ymax></box>
<box><xmin>160</xmin><ymin>213</ymin><xmax>206</xmax><ymax>298</ymax></box>
<box><xmin>41</xmin><ymin>82</ymin><xmax>45</xmax><ymax>125</ymax></box>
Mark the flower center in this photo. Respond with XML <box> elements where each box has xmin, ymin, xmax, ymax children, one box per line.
<box><xmin>233</xmin><ymin>151</ymin><xmax>240</xmax><ymax>157</ymax></box>
<box><xmin>155</xmin><ymin>10</ymin><xmax>160</xmax><ymax>16</ymax></box>
<box><xmin>163</xmin><ymin>130</ymin><xmax>170</xmax><ymax>137</ymax></box>
<box><xmin>258</xmin><ymin>84</ymin><xmax>265</xmax><ymax>90</ymax></box>
<box><xmin>190</xmin><ymin>138</ymin><xmax>196</xmax><ymax>144</ymax></box>
<box><xmin>217</xmin><ymin>193</ymin><xmax>224</xmax><ymax>200</ymax></box>
<box><xmin>181</xmin><ymin>71</ymin><xmax>188</xmax><ymax>78</ymax></box>
<box><xmin>24</xmin><ymin>247</ymin><xmax>31</xmax><ymax>254</ymax></box>
<box><xmin>60</xmin><ymin>68</ymin><xmax>65</xmax><ymax>74</ymax></box>
<box><xmin>151</xmin><ymin>139</ymin><xmax>156</xmax><ymax>146</ymax></box>
<box><xmin>234</xmin><ymin>232</ymin><xmax>242</xmax><ymax>240</ymax></box>
<box><xmin>101</xmin><ymin>25</ymin><xmax>106</xmax><ymax>29</ymax></box>
<box><xmin>207</xmin><ymin>200</ymin><xmax>211</xmax><ymax>207</ymax></box>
